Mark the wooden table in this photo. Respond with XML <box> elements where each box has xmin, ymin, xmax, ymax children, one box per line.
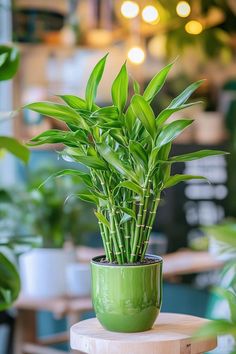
<box><xmin>13</xmin><ymin>250</ymin><xmax>222</xmax><ymax>354</ymax></box>
<box><xmin>14</xmin><ymin>296</ymin><xmax>92</xmax><ymax>354</ymax></box>
<box><xmin>70</xmin><ymin>313</ymin><xmax>217</xmax><ymax>354</ymax></box>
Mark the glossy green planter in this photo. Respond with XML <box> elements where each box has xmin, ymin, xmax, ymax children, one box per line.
<box><xmin>91</xmin><ymin>255</ymin><xmax>163</xmax><ymax>333</ymax></box>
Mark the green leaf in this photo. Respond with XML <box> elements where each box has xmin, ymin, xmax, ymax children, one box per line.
<box><xmin>52</xmin><ymin>169</ymin><xmax>93</xmax><ymax>188</ymax></box>
<box><xmin>149</xmin><ymin>143</ymin><xmax>172</xmax><ymax>169</ymax></box>
<box><xmin>0</xmin><ymin>136</ymin><xmax>30</xmax><ymax>164</ymax></box>
<box><xmin>0</xmin><ymin>252</ymin><xmax>21</xmax><ymax>310</ymax></box>
<box><xmin>111</xmin><ymin>62</ymin><xmax>129</xmax><ymax>112</ymax></box>
<box><xmin>109</xmin><ymin>129</ymin><xmax>127</xmax><ymax>146</ymax></box>
<box><xmin>194</xmin><ymin>320</ymin><xmax>236</xmax><ymax>339</ymax></box>
<box><xmin>156</xmin><ymin>101</ymin><xmax>202</xmax><ymax>126</ymax></box>
<box><xmin>96</xmin><ymin>143</ymin><xmax>137</xmax><ymax>180</ymax></box>
<box><xmin>164</xmin><ymin>174</ymin><xmax>207</xmax><ymax>189</ymax></box>
<box><xmin>125</xmin><ymin>105</ymin><xmax>137</xmax><ymax>135</ymax></box>
<box><xmin>119</xmin><ymin>207</ymin><xmax>136</xmax><ymax>219</ymax></box>
<box><xmin>28</xmin><ymin>129</ymin><xmax>74</xmax><ymax>146</ymax></box>
<box><xmin>76</xmin><ymin>193</ymin><xmax>99</xmax><ymax>204</ymax></box>
<box><xmin>131</xmin><ymin>94</ymin><xmax>156</xmax><ymax>139</ymax></box>
<box><xmin>155</xmin><ymin>119</ymin><xmax>193</xmax><ymax>148</ymax></box>
<box><xmin>203</xmin><ymin>224</ymin><xmax>236</xmax><ymax>249</ymax></box>
<box><xmin>170</xmin><ymin>150</ymin><xmax>228</xmax><ymax>162</ymax></box>
<box><xmin>0</xmin><ymin>45</ymin><xmax>20</xmax><ymax>81</ymax></box>
<box><xmin>117</xmin><ymin>180</ymin><xmax>143</xmax><ymax>195</ymax></box>
<box><xmin>59</xmin><ymin>95</ymin><xmax>87</xmax><ymax>109</ymax></box>
<box><xmin>28</xmin><ymin>129</ymin><xmax>88</xmax><ymax>147</ymax></box>
<box><xmin>120</xmin><ymin>213</ymin><xmax>132</xmax><ymax>225</ymax></box>
<box><xmin>0</xmin><ymin>53</ymin><xmax>8</xmax><ymax>68</ymax></box>
<box><xmin>94</xmin><ymin>211</ymin><xmax>110</xmax><ymax>228</ymax></box>
<box><xmin>168</xmin><ymin>80</ymin><xmax>205</xmax><ymax>109</ymax></box>
<box><xmin>24</xmin><ymin>102</ymin><xmax>88</xmax><ymax>129</ymax></box>
<box><xmin>92</xmin><ymin>106</ymin><xmax>119</xmax><ymax>120</ymax></box>
<box><xmin>133</xmin><ymin>79</ymin><xmax>140</xmax><ymax>94</ymax></box>
<box><xmin>85</xmin><ymin>54</ymin><xmax>108</xmax><ymax>110</ymax></box>
<box><xmin>73</xmin><ymin>155</ymin><xmax>107</xmax><ymax>170</ymax></box>
<box><xmin>214</xmin><ymin>287</ymin><xmax>236</xmax><ymax>322</ymax></box>
<box><xmin>129</xmin><ymin>140</ymin><xmax>148</xmax><ymax>169</ymax></box>
<box><xmin>143</xmin><ymin>60</ymin><xmax>175</xmax><ymax>103</ymax></box>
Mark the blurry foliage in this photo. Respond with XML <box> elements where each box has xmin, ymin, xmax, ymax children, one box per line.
<box><xmin>158</xmin><ymin>0</ymin><xmax>236</xmax><ymax>60</ymax></box>
<box><xmin>197</xmin><ymin>220</ymin><xmax>236</xmax><ymax>352</ymax></box>
<box><xmin>0</xmin><ymin>166</ymin><xmax>98</xmax><ymax>249</ymax></box>
<box><xmin>0</xmin><ymin>44</ymin><xmax>28</xmax><ymax>310</ymax></box>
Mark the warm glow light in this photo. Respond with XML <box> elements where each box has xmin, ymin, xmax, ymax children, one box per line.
<box><xmin>121</xmin><ymin>1</ymin><xmax>139</xmax><ymax>19</ymax></box>
<box><xmin>176</xmin><ymin>1</ymin><xmax>191</xmax><ymax>17</ymax></box>
<box><xmin>142</xmin><ymin>5</ymin><xmax>159</xmax><ymax>24</ymax></box>
<box><xmin>128</xmin><ymin>47</ymin><xmax>145</xmax><ymax>64</ymax></box>
<box><xmin>185</xmin><ymin>20</ymin><xmax>203</xmax><ymax>35</ymax></box>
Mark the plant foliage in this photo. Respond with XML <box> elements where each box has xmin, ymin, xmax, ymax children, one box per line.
<box><xmin>26</xmin><ymin>55</ymin><xmax>227</xmax><ymax>264</ymax></box>
<box><xmin>0</xmin><ymin>44</ymin><xmax>28</xmax><ymax>310</ymax></box>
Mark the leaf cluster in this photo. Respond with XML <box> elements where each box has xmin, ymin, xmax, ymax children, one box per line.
<box><xmin>26</xmin><ymin>54</ymin><xmax>227</xmax><ymax>264</ymax></box>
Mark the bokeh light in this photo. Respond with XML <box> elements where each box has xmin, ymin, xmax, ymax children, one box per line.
<box><xmin>142</xmin><ymin>5</ymin><xmax>159</xmax><ymax>24</ymax></box>
<box><xmin>128</xmin><ymin>46</ymin><xmax>145</xmax><ymax>64</ymax></box>
<box><xmin>185</xmin><ymin>20</ymin><xmax>203</xmax><ymax>35</ymax></box>
<box><xmin>176</xmin><ymin>1</ymin><xmax>191</xmax><ymax>18</ymax></box>
<box><xmin>121</xmin><ymin>1</ymin><xmax>139</xmax><ymax>19</ymax></box>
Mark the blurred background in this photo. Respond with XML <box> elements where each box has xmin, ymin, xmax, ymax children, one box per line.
<box><xmin>0</xmin><ymin>0</ymin><xmax>236</xmax><ymax>353</ymax></box>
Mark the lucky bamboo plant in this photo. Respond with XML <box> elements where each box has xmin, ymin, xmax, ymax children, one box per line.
<box><xmin>25</xmin><ymin>55</ymin><xmax>227</xmax><ymax>264</ymax></box>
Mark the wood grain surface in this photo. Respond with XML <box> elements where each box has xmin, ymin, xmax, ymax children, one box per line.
<box><xmin>70</xmin><ymin>313</ymin><xmax>217</xmax><ymax>354</ymax></box>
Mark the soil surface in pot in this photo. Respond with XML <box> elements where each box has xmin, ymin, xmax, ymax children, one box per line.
<box><xmin>94</xmin><ymin>256</ymin><xmax>161</xmax><ymax>265</ymax></box>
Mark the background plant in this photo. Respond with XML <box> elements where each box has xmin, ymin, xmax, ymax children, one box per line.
<box><xmin>26</xmin><ymin>54</ymin><xmax>227</xmax><ymax>264</ymax></box>
<box><xmin>0</xmin><ymin>44</ymin><xmax>29</xmax><ymax>310</ymax></box>
<box><xmin>0</xmin><ymin>166</ymin><xmax>98</xmax><ymax>248</ymax></box>
<box><xmin>196</xmin><ymin>220</ymin><xmax>236</xmax><ymax>353</ymax></box>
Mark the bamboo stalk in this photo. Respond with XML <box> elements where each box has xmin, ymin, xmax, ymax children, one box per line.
<box><xmin>141</xmin><ymin>194</ymin><xmax>161</xmax><ymax>260</ymax></box>
<box><xmin>137</xmin><ymin>180</ymin><xmax>151</xmax><ymax>258</ymax></box>
<box><xmin>110</xmin><ymin>210</ymin><xmax>122</xmax><ymax>264</ymax></box>
<box><xmin>98</xmin><ymin>221</ymin><xmax>109</xmax><ymax>260</ymax></box>
<box><xmin>113</xmin><ymin>211</ymin><xmax>125</xmax><ymax>263</ymax></box>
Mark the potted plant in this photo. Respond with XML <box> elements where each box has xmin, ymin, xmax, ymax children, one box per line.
<box><xmin>13</xmin><ymin>167</ymin><xmax>97</xmax><ymax>298</ymax></box>
<box><xmin>25</xmin><ymin>55</ymin><xmax>227</xmax><ymax>332</ymax></box>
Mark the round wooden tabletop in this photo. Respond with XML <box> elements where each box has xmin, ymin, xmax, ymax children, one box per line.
<box><xmin>70</xmin><ymin>313</ymin><xmax>217</xmax><ymax>354</ymax></box>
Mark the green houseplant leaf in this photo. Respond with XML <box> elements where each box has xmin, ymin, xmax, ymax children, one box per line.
<box><xmin>164</xmin><ymin>174</ymin><xmax>207</xmax><ymax>188</ymax></box>
<box><xmin>96</xmin><ymin>143</ymin><xmax>137</xmax><ymax>181</ymax></box>
<box><xmin>111</xmin><ymin>62</ymin><xmax>129</xmax><ymax>112</ymax></box>
<box><xmin>131</xmin><ymin>94</ymin><xmax>156</xmax><ymax>139</ymax></box>
<box><xmin>0</xmin><ymin>252</ymin><xmax>21</xmax><ymax>311</ymax></box>
<box><xmin>85</xmin><ymin>54</ymin><xmax>108</xmax><ymax>110</ymax></box>
<box><xmin>143</xmin><ymin>60</ymin><xmax>175</xmax><ymax>103</ymax></box>
<box><xmin>59</xmin><ymin>95</ymin><xmax>87</xmax><ymax>109</ymax></box>
<box><xmin>0</xmin><ymin>136</ymin><xmax>30</xmax><ymax>163</ymax></box>
<box><xmin>24</xmin><ymin>102</ymin><xmax>88</xmax><ymax>129</ymax></box>
<box><xmin>155</xmin><ymin>119</ymin><xmax>193</xmax><ymax>148</ymax></box>
<box><xmin>0</xmin><ymin>45</ymin><xmax>20</xmax><ymax>81</ymax></box>
<box><xmin>94</xmin><ymin>211</ymin><xmax>110</xmax><ymax>229</ymax></box>
<box><xmin>0</xmin><ymin>53</ymin><xmax>8</xmax><ymax>68</ymax></box>
<box><xmin>170</xmin><ymin>150</ymin><xmax>228</xmax><ymax>162</ymax></box>
<box><xmin>116</xmin><ymin>180</ymin><xmax>143</xmax><ymax>195</ymax></box>
<box><xmin>129</xmin><ymin>140</ymin><xmax>148</xmax><ymax>169</ymax></box>
<box><xmin>156</xmin><ymin>101</ymin><xmax>202</xmax><ymax>126</ymax></box>
<box><xmin>168</xmin><ymin>80</ymin><xmax>205</xmax><ymax>108</ymax></box>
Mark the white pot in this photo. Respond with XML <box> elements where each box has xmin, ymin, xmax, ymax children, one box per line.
<box><xmin>66</xmin><ymin>263</ymin><xmax>91</xmax><ymax>297</ymax></box>
<box><xmin>19</xmin><ymin>248</ymin><xmax>76</xmax><ymax>298</ymax></box>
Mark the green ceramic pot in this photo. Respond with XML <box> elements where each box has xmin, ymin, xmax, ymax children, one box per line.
<box><xmin>91</xmin><ymin>254</ymin><xmax>163</xmax><ymax>333</ymax></box>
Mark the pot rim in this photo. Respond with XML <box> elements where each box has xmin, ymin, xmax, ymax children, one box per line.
<box><xmin>91</xmin><ymin>254</ymin><xmax>163</xmax><ymax>267</ymax></box>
